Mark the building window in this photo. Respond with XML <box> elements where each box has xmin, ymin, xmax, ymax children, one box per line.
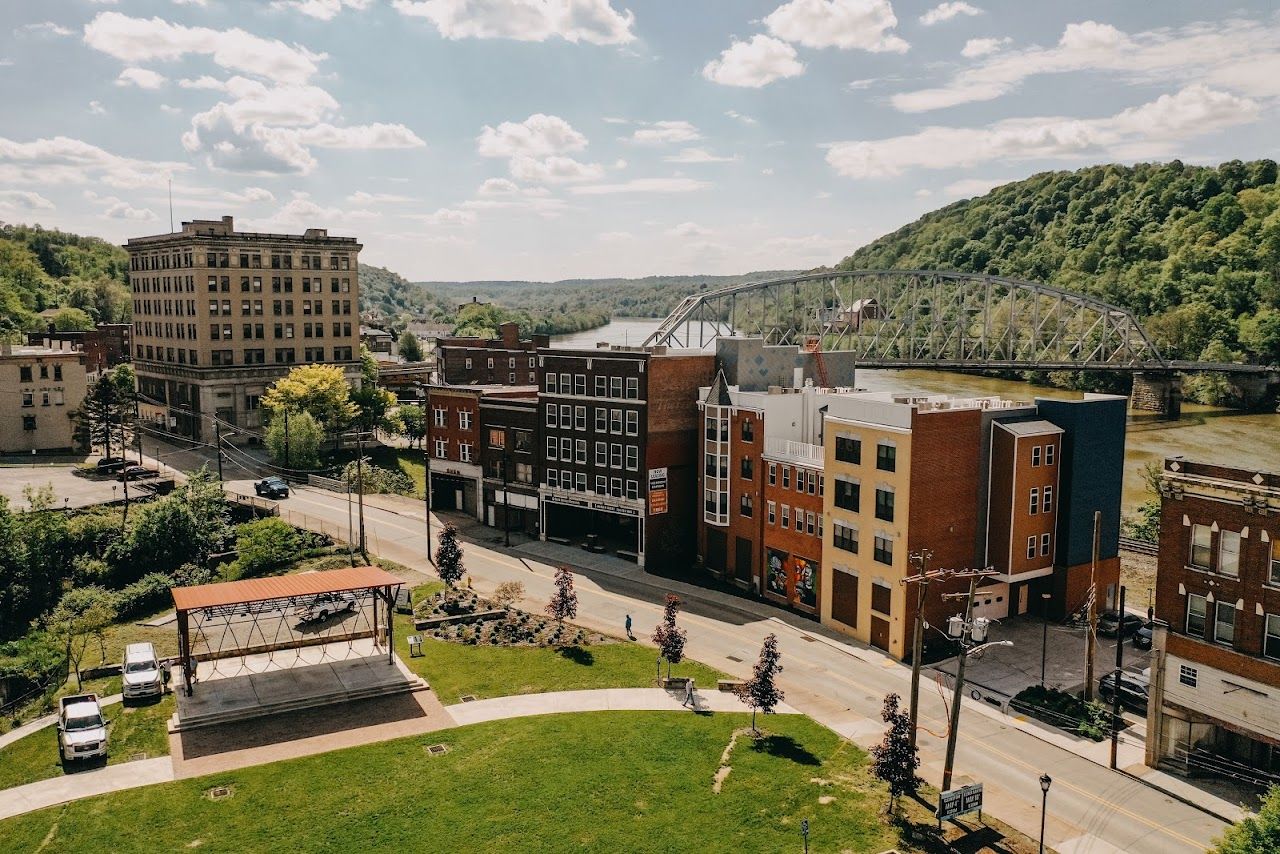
<box><xmin>1045</xmin><ymin>444</ymin><xmax>1055</xmax><ymax>466</ymax></box>
<box><xmin>489</xmin><ymin>428</ymin><xmax>505</xmax><ymax>449</ymax></box>
<box><xmin>610</xmin><ymin>409</ymin><xmax>622</xmax><ymax>434</ymax></box>
<box><xmin>768</xmin><ymin>463</ymin><xmax>776</xmax><ymax>486</ymax></box>
<box><xmin>547</xmin><ymin>470</ymin><xmax>559</xmax><ymax>489</ymax></box>
<box><xmin>782</xmin><ymin>467</ymin><xmax>790</xmax><ymax>489</ymax></box>
<box><xmin>625</xmin><ymin>410</ymin><xmax>638</xmax><ymax>436</ymax></box>
<box><xmin>1040</xmin><ymin>533</ymin><xmax>1051</xmax><ymax>556</ymax></box>
<box><xmin>610</xmin><ymin>477</ymin><xmax>622</xmax><ymax>498</ymax></box>
<box><xmin>834</xmin><ymin>477</ymin><xmax>860</xmax><ymax>512</ymax></box>
<box><xmin>22</xmin><ymin>415</ymin><xmax>36</xmax><ymax>431</ymax></box>
<box><xmin>1043</xmin><ymin>486</ymin><xmax>1053</xmax><ymax>513</ymax></box>
<box><xmin>1178</xmin><ymin>665</ymin><xmax>1197</xmax><ymax>688</ymax></box>
<box><xmin>459</xmin><ymin>443</ymin><xmax>473</xmax><ymax>463</ymax></box>
<box><xmin>1186</xmin><ymin>593</ymin><xmax>1206</xmax><ymax>637</ymax></box>
<box><xmin>545</xmin><ymin>374</ymin><xmax>557</xmax><ymax>394</ymax></box>
<box><xmin>1027</xmin><ymin>536</ymin><xmax>1037</xmax><ymax>560</ymax></box>
<box><xmin>575</xmin><ymin>406</ymin><xmax>586</xmax><ymax>430</ymax></box>
<box><xmin>1219</xmin><ymin>530</ymin><xmax>1240</xmax><ymax>577</ymax></box>
<box><xmin>576</xmin><ymin>472</ymin><xmax>587</xmax><ymax>492</ymax></box>
<box><xmin>596</xmin><ymin>408</ymin><xmax>607</xmax><ymax>432</ymax></box>
<box><xmin>876</xmin><ymin>443</ymin><xmax>896</xmax><ymax>472</ymax></box>
<box><xmin>574</xmin><ymin>374</ymin><xmax>586</xmax><ymax>395</ymax></box>
<box><xmin>874</xmin><ymin>488</ymin><xmax>894</xmax><ymax>522</ymax></box>
<box><xmin>1266</xmin><ymin>614</ymin><xmax>1280</xmax><ymax>661</ymax></box>
<box><xmin>560</xmin><ymin>437</ymin><xmax>572</xmax><ymax>461</ymax></box>
<box><xmin>781</xmin><ymin>505</ymin><xmax>790</xmax><ymax>530</ymax></box>
<box><xmin>835</xmin><ymin>435</ymin><xmax>861</xmax><ymax>464</ymax></box>
<box><xmin>596</xmin><ymin>475</ymin><xmax>607</xmax><ymax>494</ymax></box>
<box><xmin>626</xmin><ymin>480</ymin><xmax>638</xmax><ymax>500</ymax></box>
<box><xmin>546</xmin><ymin>436</ymin><xmax>558</xmax><ymax>461</ymax></box>
<box><xmin>560</xmin><ymin>404</ymin><xmax>572</xmax><ymax>425</ymax></box>
<box><xmin>1214</xmin><ymin>601</ymin><xmax>1235</xmax><ymax>645</ymax></box>
<box><xmin>611</xmin><ymin>377</ymin><xmax>623</xmax><ymax>398</ymax></box>
<box><xmin>575</xmin><ymin>439</ymin><xmax>587</xmax><ymax>464</ymax></box>
<box><xmin>740</xmin><ymin>495</ymin><xmax>753</xmax><ymax>517</ymax></box>
<box><xmin>625</xmin><ymin>377</ymin><xmax>639</xmax><ymax>399</ymax></box>
<box><xmin>1271</xmin><ymin>540</ymin><xmax>1280</xmax><ymax>586</ymax></box>
<box><xmin>1032</xmin><ymin>445</ymin><xmax>1041</xmax><ymax>467</ymax></box>
<box><xmin>595</xmin><ymin>442</ymin><xmax>607</xmax><ymax>466</ymax></box>
<box><xmin>1029</xmin><ymin>487</ymin><xmax>1039</xmax><ymax>515</ymax></box>
<box><xmin>1190</xmin><ymin>524</ymin><xmax>1211</xmax><ymax>570</ymax></box>
<box><xmin>740</xmin><ymin>457</ymin><xmax>753</xmax><ymax>480</ymax></box>
<box><xmin>21</xmin><ymin>391</ymin><xmax>34</xmax><ymax>407</ymax></box>
<box><xmin>805</xmin><ymin>512</ymin><xmax>815</xmax><ymax>535</ymax></box>
<box><xmin>433</xmin><ymin>438</ymin><xmax>447</xmax><ymax>459</ymax></box>
<box><xmin>626</xmin><ymin>446</ymin><xmax>638</xmax><ymax>471</ymax></box>
<box><xmin>767</xmin><ymin>501</ymin><xmax>776</xmax><ymax>525</ymax></box>
<box><xmin>871</xmin><ymin>582</ymin><xmax>891</xmax><ymax>616</ymax></box>
<box><xmin>611</xmin><ymin>444</ymin><xmax>622</xmax><ymax>468</ymax></box>
<box><xmin>594</xmin><ymin>376</ymin><xmax>606</xmax><ymax>397</ymax></box>
<box><xmin>741</xmin><ymin>419</ymin><xmax>754</xmax><ymax>442</ymax></box>
<box><xmin>873</xmin><ymin>535</ymin><xmax>893</xmax><ymax>565</ymax></box>
<box><xmin>832</xmin><ymin>522</ymin><xmax>857</xmax><ymax>553</ymax></box>
<box><xmin>433</xmin><ymin>408</ymin><xmax>446</xmax><ymax>428</ymax></box>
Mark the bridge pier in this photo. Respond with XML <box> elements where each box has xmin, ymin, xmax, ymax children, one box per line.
<box><xmin>1131</xmin><ymin>372</ymin><xmax>1183</xmax><ymax>418</ymax></box>
<box><xmin>1228</xmin><ymin>371</ymin><xmax>1280</xmax><ymax>411</ymax></box>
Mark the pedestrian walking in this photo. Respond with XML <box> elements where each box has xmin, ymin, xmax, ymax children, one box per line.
<box><xmin>625</xmin><ymin>614</ymin><xmax>634</xmax><ymax>640</ymax></box>
<box><xmin>683</xmin><ymin>677</ymin><xmax>696</xmax><ymax>709</ymax></box>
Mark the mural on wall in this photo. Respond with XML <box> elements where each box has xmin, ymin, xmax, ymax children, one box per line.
<box><xmin>766</xmin><ymin>548</ymin><xmax>788</xmax><ymax>596</ymax></box>
<box><xmin>793</xmin><ymin>555</ymin><xmax>817</xmax><ymax>609</ymax></box>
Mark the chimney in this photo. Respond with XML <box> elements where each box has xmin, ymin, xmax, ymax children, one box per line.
<box><xmin>500</xmin><ymin>321</ymin><xmax>519</xmax><ymax>348</ymax></box>
<box><xmin>222</xmin><ymin>215</ymin><xmax>234</xmax><ymax>229</ymax></box>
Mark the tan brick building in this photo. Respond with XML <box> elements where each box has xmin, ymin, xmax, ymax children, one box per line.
<box><xmin>125</xmin><ymin>216</ymin><xmax>362</xmax><ymax>440</ymax></box>
<box><xmin>0</xmin><ymin>343</ymin><xmax>92</xmax><ymax>454</ymax></box>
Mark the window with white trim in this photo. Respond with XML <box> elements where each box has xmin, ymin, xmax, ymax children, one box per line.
<box><xmin>596</xmin><ymin>475</ymin><xmax>607</xmax><ymax>494</ymax></box>
<box><xmin>1219</xmin><ymin>530</ymin><xmax>1240</xmax><ymax>577</ymax></box>
<box><xmin>560</xmin><ymin>437</ymin><xmax>572</xmax><ymax>460</ymax></box>
<box><xmin>595</xmin><ymin>442</ymin><xmax>607</xmax><ymax>466</ymax></box>
<box><xmin>433</xmin><ymin>438</ymin><xmax>447</xmax><ymax>458</ymax></box>
<box><xmin>1179</xmin><ymin>665</ymin><xmax>1197</xmax><ymax>687</ymax></box>
<box><xmin>626</xmin><ymin>446</ymin><xmax>638</xmax><ymax>471</ymax></box>
<box><xmin>1186</xmin><ymin>593</ymin><xmax>1206</xmax><ymax>637</ymax></box>
<box><xmin>575</xmin><ymin>439</ymin><xmax>587</xmax><ymax>464</ymax></box>
<box><xmin>1265</xmin><ymin>614</ymin><xmax>1280</xmax><ymax>661</ymax></box>
<box><xmin>1029</xmin><ymin>487</ymin><xmax>1039</xmax><ymax>515</ymax></box>
<box><xmin>1045</xmin><ymin>444</ymin><xmax>1055</xmax><ymax>466</ymax></box>
<box><xmin>1042</xmin><ymin>486</ymin><xmax>1053</xmax><ymax>513</ymax></box>
<box><xmin>625</xmin><ymin>410</ymin><xmax>639</xmax><ymax>436</ymax></box>
<box><xmin>595</xmin><ymin>408</ymin><xmax>607</xmax><ymax>431</ymax></box>
<box><xmin>781</xmin><ymin>504</ymin><xmax>790</xmax><ymax>529</ymax></box>
<box><xmin>1032</xmin><ymin>445</ymin><xmax>1041</xmax><ymax>467</ymax></box>
<box><xmin>767</xmin><ymin>501</ymin><xmax>776</xmax><ymax>525</ymax></box>
<box><xmin>1040</xmin><ymin>533</ymin><xmax>1051</xmax><ymax>556</ymax></box>
<box><xmin>575</xmin><ymin>406</ymin><xmax>586</xmax><ymax>430</ymax></box>
<box><xmin>458</xmin><ymin>410</ymin><xmax>471</xmax><ymax>431</ymax></box>
<box><xmin>546</xmin><ymin>436</ymin><xmax>558</xmax><ymax>461</ymax></box>
<box><xmin>1214</xmin><ymin>600</ymin><xmax>1235</xmax><ymax>645</ymax></box>
<box><xmin>1027</xmin><ymin>536</ymin><xmax>1037</xmax><ymax>560</ymax></box>
<box><xmin>1190</xmin><ymin>524</ymin><xmax>1211</xmax><ymax>570</ymax></box>
<box><xmin>626</xmin><ymin>480</ymin><xmax>638</xmax><ymax>500</ymax></box>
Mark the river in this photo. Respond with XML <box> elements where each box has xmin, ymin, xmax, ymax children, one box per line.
<box><xmin>554</xmin><ymin>318</ymin><xmax>1280</xmax><ymax>516</ymax></box>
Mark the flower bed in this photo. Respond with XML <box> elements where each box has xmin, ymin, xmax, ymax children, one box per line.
<box><xmin>412</xmin><ymin>590</ymin><xmax>611</xmax><ymax>648</ymax></box>
<box><xmin>1010</xmin><ymin>685</ymin><xmax>1115</xmax><ymax>741</ymax></box>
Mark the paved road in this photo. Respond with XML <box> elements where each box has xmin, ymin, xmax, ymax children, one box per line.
<box><xmin>226</xmin><ymin>476</ymin><xmax>1229</xmax><ymax>854</ymax></box>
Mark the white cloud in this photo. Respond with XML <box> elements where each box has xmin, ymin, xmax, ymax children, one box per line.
<box><xmin>391</xmin><ymin>0</ymin><xmax>635</xmax><ymax>45</ymax></box>
<box><xmin>826</xmin><ymin>84</ymin><xmax>1259</xmax><ymax>178</ymax></box>
<box><xmin>724</xmin><ymin>110</ymin><xmax>757</xmax><ymax>125</ymax></box>
<box><xmin>273</xmin><ymin>0</ymin><xmax>372</xmax><ymax>21</ymax></box>
<box><xmin>630</xmin><ymin>120</ymin><xmax>701</xmax><ymax>145</ymax></box>
<box><xmin>893</xmin><ymin>18</ymin><xmax>1280</xmax><ymax>113</ymax></box>
<box><xmin>961</xmin><ymin>36</ymin><xmax>1009</xmax><ymax>58</ymax></box>
<box><xmin>703</xmin><ymin>35</ymin><xmax>804</xmax><ymax>88</ymax></box>
<box><xmin>83</xmin><ymin>12</ymin><xmax>326</xmax><ymax>85</ymax></box>
<box><xmin>230</xmin><ymin>187</ymin><xmax>276</xmax><ymax>203</ymax></box>
<box><xmin>116</xmin><ymin>67</ymin><xmax>166</xmax><ymax>89</ymax></box>
<box><xmin>349</xmin><ymin>190</ymin><xmax>415</xmax><ymax>204</ymax></box>
<box><xmin>184</xmin><ymin>77</ymin><xmax>340</xmax><ymax>126</ymax></box>
<box><xmin>0</xmin><ymin>135</ymin><xmax>187</xmax><ymax>188</ymax></box>
<box><xmin>764</xmin><ymin>0</ymin><xmax>908</xmax><ymax>53</ymax></box>
<box><xmin>571</xmin><ymin>177</ymin><xmax>710</xmax><ymax>195</ymax></box>
<box><xmin>667</xmin><ymin>221</ymin><xmax>709</xmax><ymax>237</ymax></box>
<box><xmin>477</xmin><ymin>113</ymin><xmax>587</xmax><ymax>158</ymax></box>
<box><xmin>477</xmin><ymin>177</ymin><xmax>519</xmax><ymax>195</ymax></box>
<box><xmin>85</xmin><ymin>192</ymin><xmax>158</xmax><ymax>221</ymax></box>
<box><xmin>178</xmin><ymin>75</ymin><xmax>228</xmax><ymax>90</ymax></box>
<box><xmin>914</xmin><ymin>188</ymin><xmax>932</xmax><ymax>198</ymax></box>
<box><xmin>0</xmin><ymin>190</ymin><xmax>55</xmax><ymax>211</ymax></box>
<box><xmin>601</xmin><ymin>117</ymin><xmax>630</xmax><ymax>125</ymax></box>
<box><xmin>815</xmin><ymin>190</ymin><xmax>832</xmax><ymax>199</ymax></box>
<box><xmin>406</xmin><ymin>207</ymin><xmax>478</xmax><ymax>226</ymax></box>
<box><xmin>761</xmin><ymin>168</ymin><xmax>775</xmax><ymax>175</ymax></box>
<box><xmin>249</xmin><ymin>197</ymin><xmax>378</xmax><ymax>232</ymax></box>
<box><xmin>17</xmin><ymin>22</ymin><xmax>75</xmax><ymax>37</ymax></box>
<box><xmin>664</xmin><ymin>148</ymin><xmax>739</xmax><ymax>164</ymax></box>
<box><xmin>919</xmin><ymin>2</ymin><xmax>981</xmax><ymax>26</ymax></box>
<box><xmin>88</xmin><ymin>100</ymin><xmax>107</xmax><ymax>115</ymax></box>
<box><xmin>508</xmin><ymin>154</ymin><xmax>604</xmax><ymax>184</ymax></box>
<box><xmin>159</xmin><ymin>104</ymin><xmax>181</xmax><ymax>115</ymax></box>
<box><xmin>293</xmin><ymin>122</ymin><xmax>425</xmax><ymax>149</ymax></box>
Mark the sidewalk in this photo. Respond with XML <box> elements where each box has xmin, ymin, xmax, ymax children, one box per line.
<box><xmin>444</xmin><ymin>687</ymin><xmax>798</xmax><ymax>727</ymax></box>
<box><xmin>0</xmin><ymin>757</ymin><xmax>174</xmax><ymax>822</ymax></box>
<box><xmin>0</xmin><ymin>694</ymin><xmax>123</xmax><ymax>751</ymax></box>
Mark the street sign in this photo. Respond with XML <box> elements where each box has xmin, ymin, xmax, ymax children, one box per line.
<box><xmin>936</xmin><ymin>782</ymin><xmax>983</xmax><ymax>822</ymax></box>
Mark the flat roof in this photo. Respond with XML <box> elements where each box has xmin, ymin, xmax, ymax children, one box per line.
<box><xmin>996</xmin><ymin>419</ymin><xmax>1064</xmax><ymax>437</ymax></box>
<box><xmin>172</xmin><ymin>566</ymin><xmax>402</xmax><ymax>611</ymax></box>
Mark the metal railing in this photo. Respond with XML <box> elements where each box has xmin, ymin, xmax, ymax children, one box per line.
<box><xmin>764</xmin><ymin>437</ymin><xmax>824</xmax><ymax>465</ymax></box>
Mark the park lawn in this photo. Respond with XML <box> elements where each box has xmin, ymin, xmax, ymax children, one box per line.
<box><xmin>331</xmin><ymin>445</ymin><xmax>426</xmax><ymax>497</ymax></box>
<box><xmin>0</xmin><ymin>693</ymin><xmax>175</xmax><ymax>792</ymax></box>
<box><xmin>0</xmin><ymin>712</ymin><xmax>899</xmax><ymax>854</ymax></box>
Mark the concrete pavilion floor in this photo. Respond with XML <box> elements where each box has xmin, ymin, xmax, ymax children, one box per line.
<box><xmin>172</xmin><ymin>639</ymin><xmax>425</xmax><ymax>732</ymax></box>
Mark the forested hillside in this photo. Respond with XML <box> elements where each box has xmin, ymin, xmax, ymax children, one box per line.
<box><xmin>358</xmin><ymin>263</ymin><xmax>448</xmax><ymax>326</ymax></box>
<box><xmin>0</xmin><ymin>224</ymin><xmax>131</xmax><ymax>338</ymax></box>
<box><xmin>839</xmin><ymin>160</ymin><xmax>1280</xmax><ymax>367</ymax></box>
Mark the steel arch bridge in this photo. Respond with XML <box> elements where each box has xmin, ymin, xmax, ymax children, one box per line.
<box><xmin>643</xmin><ymin>269</ymin><xmax>1265</xmax><ymax>373</ymax></box>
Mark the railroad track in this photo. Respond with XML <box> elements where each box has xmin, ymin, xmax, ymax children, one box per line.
<box><xmin>1118</xmin><ymin>536</ymin><xmax>1158</xmax><ymax>557</ymax></box>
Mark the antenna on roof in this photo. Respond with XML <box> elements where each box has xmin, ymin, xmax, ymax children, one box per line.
<box><xmin>168</xmin><ymin>177</ymin><xmax>174</xmax><ymax>233</ymax></box>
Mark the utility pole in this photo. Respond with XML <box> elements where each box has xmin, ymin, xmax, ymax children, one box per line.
<box><xmin>132</xmin><ymin>389</ymin><xmax>143</xmax><ymax>465</ymax></box>
<box><xmin>502</xmin><ymin>449</ymin><xmax>511</xmax><ymax>548</ymax></box>
<box><xmin>346</xmin><ymin>478</ymin><xmax>355</xmax><ymax>565</ymax></box>
<box><xmin>355</xmin><ymin>430</ymin><xmax>368</xmax><ymax>559</ymax></box>
<box><xmin>942</xmin><ymin>575</ymin><xmax>978</xmax><ymax>793</ymax></box>
<box><xmin>1110</xmin><ymin>585</ymin><xmax>1127</xmax><ymax>770</ymax></box>
<box><xmin>902</xmin><ymin>548</ymin><xmax>940</xmax><ymax>751</ymax></box>
<box><xmin>1084</xmin><ymin>510</ymin><xmax>1101</xmax><ymax>702</ymax></box>
<box><xmin>284</xmin><ymin>409</ymin><xmax>290</xmax><ymax>469</ymax></box>
<box><xmin>214</xmin><ymin>418</ymin><xmax>224</xmax><ymax>482</ymax></box>
<box><xmin>420</xmin><ymin>383</ymin><xmax>434</xmax><ymax>565</ymax></box>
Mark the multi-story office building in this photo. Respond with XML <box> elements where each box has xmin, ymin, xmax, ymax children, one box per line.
<box><xmin>1146</xmin><ymin>459</ymin><xmax>1280</xmax><ymax>786</ymax></box>
<box><xmin>0</xmin><ymin>343</ymin><xmax>92</xmax><ymax>453</ymax></box>
<box><xmin>479</xmin><ymin>391</ymin><xmax>540</xmax><ymax>536</ymax></box>
<box><xmin>537</xmin><ymin>345</ymin><xmax>714</xmax><ymax>569</ymax></box>
<box><xmin>125</xmin><ymin>216</ymin><xmax>362</xmax><ymax>439</ymax></box>
<box><xmin>437</xmin><ymin>322</ymin><xmax>546</xmax><ymax>386</ymax></box>
<box><xmin>427</xmin><ymin>383</ymin><xmax>533</xmax><ymax>520</ymax></box>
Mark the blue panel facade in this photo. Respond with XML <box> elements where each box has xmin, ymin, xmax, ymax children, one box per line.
<box><xmin>1035</xmin><ymin>395</ymin><xmax>1127</xmax><ymax>567</ymax></box>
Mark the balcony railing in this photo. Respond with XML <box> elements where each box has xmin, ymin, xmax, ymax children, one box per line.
<box><xmin>764</xmin><ymin>437</ymin><xmax>824</xmax><ymax>466</ymax></box>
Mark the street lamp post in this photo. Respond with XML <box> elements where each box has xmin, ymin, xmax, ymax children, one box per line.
<box><xmin>1039</xmin><ymin>773</ymin><xmax>1052</xmax><ymax>854</ymax></box>
<box><xmin>417</xmin><ymin>382</ymin><xmax>434</xmax><ymax>566</ymax></box>
<box><xmin>1040</xmin><ymin>592</ymin><xmax>1052</xmax><ymax>688</ymax></box>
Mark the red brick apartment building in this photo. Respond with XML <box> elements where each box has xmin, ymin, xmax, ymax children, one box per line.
<box><xmin>436</xmin><ymin>322</ymin><xmax>547</xmax><ymax>386</ymax></box>
<box><xmin>426</xmin><ymin>384</ymin><xmax>533</xmax><ymax>520</ymax></box>
<box><xmin>537</xmin><ymin>345</ymin><xmax>713</xmax><ymax>570</ymax></box>
<box><xmin>1147</xmin><ymin>458</ymin><xmax>1280</xmax><ymax>787</ymax></box>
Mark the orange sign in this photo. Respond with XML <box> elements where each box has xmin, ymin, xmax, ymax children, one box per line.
<box><xmin>648</xmin><ymin>488</ymin><xmax>668</xmax><ymax>515</ymax></box>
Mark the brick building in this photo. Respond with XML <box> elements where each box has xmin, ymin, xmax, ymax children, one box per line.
<box><xmin>537</xmin><ymin>345</ymin><xmax>714</xmax><ymax>570</ymax></box>
<box><xmin>437</xmin><ymin>322</ymin><xmax>546</xmax><ymax>386</ymax></box>
<box><xmin>1146</xmin><ymin>458</ymin><xmax>1280</xmax><ymax>787</ymax></box>
<box><xmin>479</xmin><ymin>390</ymin><xmax>540</xmax><ymax>536</ymax></box>
<box><xmin>27</xmin><ymin>323</ymin><xmax>131</xmax><ymax>373</ymax></box>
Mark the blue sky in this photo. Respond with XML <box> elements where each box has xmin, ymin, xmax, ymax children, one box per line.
<box><xmin>2</xmin><ymin>1</ymin><xmax>1278</xmax><ymax>281</ymax></box>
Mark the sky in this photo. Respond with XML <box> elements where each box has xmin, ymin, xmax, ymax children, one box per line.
<box><xmin>1</xmin><ymin>1</ymin><xmax>1279</xmax><ymax>282</ymax></box>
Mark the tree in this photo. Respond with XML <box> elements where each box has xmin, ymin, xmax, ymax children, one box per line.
<box><xmin>493</xmin><ymin>581</ymin><xmax>525</xmax><ymax>608</ymax></box>
<box><xmin>1213</xmin><ymin>785</ymin><xmax>1280</xmax><ymax>853</ymax></box>
<box><xmin>177</xmin><ymin>465</ymin><xmax>230</xmax><ymax>566</ymax></box>
<box><xmin>870</xmin><ymin>692</ymin><xmax>921</xmax><ymax>812</ymax></box>
<box><xmin>652</xmin><ymin>593</ymin><xmax>687</xmax><ymax>679</ymax></box>
<box><xmin>231</xmin><ymin>518</ymin><xmax>301</xmax><ymax>578</ymax></box>
<box><xmin>435</xmin><ymin>523</ymin><xmax>465</xmax><ymax>589</ymax></box>
<box><xmin>545</xmin><ymin>566</ymin><xmax>578</xmax><ymax>628</ymax></box>
<box><xmin>78</xmin><ymin>370</ymin><xmax>133</xmax><ymax>458</ymax></box>
<box><xmin>264</xmin><ymin>409</ymin><xmax>324</xmax><ymax>469</ymax></box>
<box><xmin>1239</xmin><ymin>307</ymin><xmax>1280</xmax><ymax>366</ymax></box>
<box><xmin>45</xmin><ymin>586</ymin><xmax>117</xmax><ymax>690</ymax></box>
<box><xmin>396</xmin><ymin>404</ymin><xmax>426</xmax><ymax>449</ymax></box>
<box><xmin>48</xmin><ymin>307</ymin><xmax>95</xmax><ymax>331</ymax></box>
<box><xmin>736</xmin><ymin>633</ymin><xmax>785</xmax><ymax>732</ymax></box>
<box><xmin>107</xmin><ymin>496</ymin><xmax>199</xmax><ymax>585</ymax></box>
<box><xmin>261</xmin><ymin>364</ymin><xmax>358</xmax><ymax>433</ymax></box>
<box><xmin>398</xmin><ymin>330</ymin><xmax>425</xmax><ymax>362</ymax></box>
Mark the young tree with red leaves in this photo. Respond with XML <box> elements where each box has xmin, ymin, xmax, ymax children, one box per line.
<box><xmin>652</xmin><ymin>593</ymin><xmax>687</xmax><ymax>679</ymax></box>
<box><xmin>736</xmin><ymin>633</ymin><xmax>784</xmax><ymax>732</ymax></box>
<box><xmin>545</xmin><ymin>566</ymin><xmax>578</xmax><ymax>628</ymax></box>
<box><xmin>871</xmin><ymin>692</ymin><xmax>920</xmax><ymax>812</ymax></box>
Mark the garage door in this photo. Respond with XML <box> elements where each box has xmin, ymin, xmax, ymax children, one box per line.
<box><xmin>971</xmin><ymin>584</ymin><xmax>1010</xmax><ymax>621</ymax></box>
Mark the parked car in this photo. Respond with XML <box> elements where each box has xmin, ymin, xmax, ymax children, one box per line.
<box><xmin>121</xmin><ymin>642</ymin><xmax>163</xmax><ymax>701</ymax></box>
<box><xmin>57</xmin><ymin>694</ymin><xmax>108</xmax><ymax>762</ymax></box>
<box><xmin>1097</xmin><ymin>610</ymin><xmax>1145</xmax><ymax>638</ymax></box>
<box><xmin>1134</xmin><ymin>621</ymin><xmax>1154</xmax><ymax>650</ymax></box>
<box><xmin>117</xmin><ymin>465</ymin><xmax>157</xmax><ymax>481</ymax></box>
<box><xmin>296</xmin><ymin>592</ymin><xmax>359</xmax><ymax>622</ymax></box>
<box><xmin>254</xmin><ymin>476</ymin><xmax>290</xmax><ymax>499</ymax></box>
<box><xmin>95</xmin><ymin>456</ymin><xmax>127</xmax><ymax>473</ymax></box>
<box><xmin>1098</xmin><ymin>670</ymin><xmax>1150</xmax><ymax>713</ymax></box>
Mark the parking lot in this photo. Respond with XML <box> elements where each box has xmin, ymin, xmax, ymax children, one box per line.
<box><xmin>931</xmin><ymin>612</ymin><xmax>1152</xmax><ymax>704</ymax></box>
<box><xmin>0</xmin><ymin>461</ymin><xmax>124</xmax><ymax>510</ymax></box>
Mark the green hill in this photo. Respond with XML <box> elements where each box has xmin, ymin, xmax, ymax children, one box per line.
<box><xmin>839</xmin><ymin>160</ymin><xmax>1280</xmax><ymax>366</ymax></box>
<box><xmin>0</xmin><ymin>223</ymin><xmax>131</xmax><ymax>337</ymax></box>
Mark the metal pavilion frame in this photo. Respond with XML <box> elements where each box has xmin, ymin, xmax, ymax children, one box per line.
<box><xmin>644</xmin><ymin>270</ymin><xmax>1271</xmax><ymax>374</ymax></box>
<box><xmin>174</xmin><ymin>578</ymin><xmax>402</xmax><ymax>697</ymax></box>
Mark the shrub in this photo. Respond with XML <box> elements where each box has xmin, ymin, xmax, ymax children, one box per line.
<box><xmin>493</xmin><ymin>581</ymin><xmax>525</xmax><ymax>608</ymax></box>
<box><xmin>342</xmin><ymin>462</ymin><xmax>414</xmax><ymax>496</ymax></box>
<box><xmin>229</xmin><ymin>518</ymin><xmax>302</xmax><ymax>579</ymax></box>
<box><xmin>114</xmin><ymin>573</ymin><xmax>175</xmax><ymax>620</ymax></box>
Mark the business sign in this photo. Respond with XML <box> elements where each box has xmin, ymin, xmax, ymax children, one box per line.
<box><xmin>936</xmin><ymin>783</ymin><xmax>983</xmax><ymax>822</ymax></box>
<box><xmin>648</xmin><ymin>489</ymin><xmax>668</xmax><ymax>515</ymax></box>
<box><xmin>648</xmin><ymin>467</ymin><xmax>668</xmax><ymax>490</ymax></box>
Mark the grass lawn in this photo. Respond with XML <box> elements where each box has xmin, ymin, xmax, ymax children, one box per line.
<box><xmin>0</xmin><ymin>712</ymin><xmax>901</xmax><ymax>853</ymax></box>
<box><xmin>330</xmin><ymin>445</ymin><xmax>426</xmax><ymax>497</ymax></box>
<box><xmin>0</xmin><ymin>693</ymin><xmax>175</xmax><ymax>791</ymax></box>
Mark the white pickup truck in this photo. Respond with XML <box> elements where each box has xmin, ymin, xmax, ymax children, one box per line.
<box><xmin>57</xmin><ymin>694</ymin><xmax>109</xmax><ymax>762</ymax></box>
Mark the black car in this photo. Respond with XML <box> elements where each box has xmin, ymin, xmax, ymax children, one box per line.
<box><xmin>254</xmin><ymin>477</ymin><xmax>290</xmax><ymax>499</ymax></box>
<box><xmin>1099</xmin><ymin>671</ymin><xmax>1150</xmax><ymax>713</ymax></box>
<box><xmin>117</xmin><ymin>465</ymin><xmax>157</xmax><ymax>481</ymax></box>
<box><xmin>1133</xmin><ymin>622</ymin><xmax>1154</xmax><ymax>650</ymax></box>
<box><xmin>95</xmin><ymin>457</ymin><xmax>127</xmax><ymax>473</ymax></box>
<box><xmin>1097</xmin><ymin>610</ymin><xmax>1146</xmax><ymax>638</ymax></box>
